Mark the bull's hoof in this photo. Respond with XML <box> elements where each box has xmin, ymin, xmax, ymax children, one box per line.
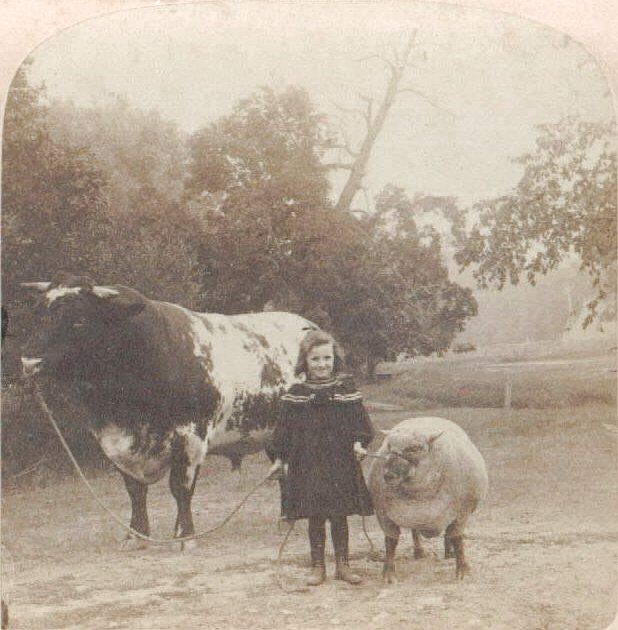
<box><xmin>382</xmin><ymin>567</ymin><xmax>398</xmax><ymax>584</ymax></box>
<box><xmin>121</xmin><ymin>536</ymin><xmax>149</xmax><ymax>551</ymax></box>
<box><xmin>174</xmin><ymin>537</ymin><xmax>198</xmax><ymax>552</ymax></box>
<box><xmin>444</xmin><ymin>548</ymin><xmax>455</xmax><ymax>559</ymax></box>
<box><xmin>455</xmin><ymin>560</ymin><xmax>470</xmax><ymax>580</ymax></box>
<box><xmin>368</xmin><ymin>549</ymin><xmax>384</xmax><ymax>562</ymax></box>
<box><xmin>414</xmin><ymin>548</ymin><xmax>426</xmax><ymax>560</ymax></box>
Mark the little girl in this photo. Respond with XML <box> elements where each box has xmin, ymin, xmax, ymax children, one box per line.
<box><xmin>270</xmin><ymin>330</ymin><xmax>374</xmax><ymax>585</ymax></box>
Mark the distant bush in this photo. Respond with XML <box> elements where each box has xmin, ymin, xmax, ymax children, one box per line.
<box><xmin>1</xmin><ymin>383</ymin><xmax>109</xmax><ymax>482</ymax></box>
<box><xmin>453</xmin><ymin>342</ymin><xmax>476</xmax><ymax>354</ymax></box>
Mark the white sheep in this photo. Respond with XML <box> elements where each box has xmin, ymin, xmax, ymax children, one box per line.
<box><xmin>367</xmin><ymin>416</ymin><xmax>488</xmax><ymax>582</ymax></box>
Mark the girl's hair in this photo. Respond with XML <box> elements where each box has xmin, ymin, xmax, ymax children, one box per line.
<box><xmin>294</xmin><ymin>329</ymin><xmax>345</xmax><ymax>377</ymax></box>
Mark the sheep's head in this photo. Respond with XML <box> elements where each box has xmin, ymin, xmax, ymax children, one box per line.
<box><xmin>382</xmin><ymin>431</ymin><xmax>443</xmax><ymax>487</ymax></box>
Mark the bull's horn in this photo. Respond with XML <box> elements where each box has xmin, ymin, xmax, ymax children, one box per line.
<box><xmin>21</xmin><ymin>282</ymin><xmax>51</xmax><ymax>292</ymax></box>
<box><xmin>92</xmin><ymin>286</ymin><xmax>119</xmax><ymax>298</ymax></box>
<box><xmin>427</xmin><ymin>431</ymin><xmax>444</xmax><ymax>447</ymax></box>
<box><xmin>380</xmin><ymin>429</ymin><xmax>393</xmax><ymax>436</ymax></box>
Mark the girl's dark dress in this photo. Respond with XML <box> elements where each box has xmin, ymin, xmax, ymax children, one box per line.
<box><xmin>272</xmin><ymin>376</ymin><xmax>374</xmax><ymax>520</ymax></box>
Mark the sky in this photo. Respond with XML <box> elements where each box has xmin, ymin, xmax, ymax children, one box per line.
<box><xmin>25</xmin><ymin>2</ymin><xmax>613</xmax><ymax>210</ymax></box>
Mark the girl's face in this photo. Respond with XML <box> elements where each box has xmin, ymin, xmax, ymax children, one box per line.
<box><xmin>306</xmin><ymin>343</ymin><xmax>335</xmax><ymax>381</ymax></box>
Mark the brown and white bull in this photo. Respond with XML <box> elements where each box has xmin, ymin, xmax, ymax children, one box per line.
<box><xmin>20</xmin><ymin>275</ymin><xmax>314</xmax><ymax>548</ymax></box>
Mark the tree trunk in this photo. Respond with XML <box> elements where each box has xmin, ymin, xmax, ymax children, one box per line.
<box><xmin>366</xmin><ymin>354</ymin><xmax>379</xmax><ymax>381</ymax></box>
<box><xmin>334</xmin><ymin>40</ymin><xmax>414</xmax><ymax>214</ymax></box>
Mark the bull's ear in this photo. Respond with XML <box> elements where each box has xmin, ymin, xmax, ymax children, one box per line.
<box><xmin>21</xmin><ymin>282</ymin><xmax>51</xmax><ymax>292</ymax></box>
<box><xmin>93</xmin><ymin>287</ymin><xmax>146</xmax><ymax>319</ymax></box>
<box><xmin>115</xmin><ymin>300</ymin><xmax>145</xmax><ymax>318</ymax></box>
<box><xmin>108</xmin><ymin>297</ymin><xmax>146</xmax><ymax>319</ymax></box>
<box><xmin>380</xmin><ymin>429</ymin><xmax>392</xmax><ymax>436</ymax></box>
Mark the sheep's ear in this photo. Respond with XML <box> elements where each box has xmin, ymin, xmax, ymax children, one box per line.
<box><xmin>427</xmin><ymin>432</ymin><xmax>444</xmax><ymax>449</ymax></box>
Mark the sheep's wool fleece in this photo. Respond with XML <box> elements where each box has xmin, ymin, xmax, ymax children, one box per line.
<box><xmin>368</xmin><ymin>416</ymin><xmax>488</xmax><ymax>535</ymax></box>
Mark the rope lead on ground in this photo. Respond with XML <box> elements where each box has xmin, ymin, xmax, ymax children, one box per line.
<box><xmin>275</xmin><ymin>520</ymin><xmax>310</xmax><ymax>593</ymax></box>
<box><xmin>31</xmin><ymin>381</ymin><xmax>271</xmax><ymax>546</ymax></box>
<box><xmin>31</xmin><ymin>380</ymin><xmax>379</xmax><ymax>593</ymax></box>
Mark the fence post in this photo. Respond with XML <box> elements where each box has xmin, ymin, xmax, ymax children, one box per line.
<box><xmin>504</xmin><ymin>370</ymin><xmax>512</xmax><ymax>408</ymax></box>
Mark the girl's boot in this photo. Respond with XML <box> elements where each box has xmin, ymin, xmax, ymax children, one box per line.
<box><xmin>307</xmin><ymin>516</ymin><xmax>327</xmax><ymax>586</ymax></box>
<box><xmin>307</xmin><ymin>544</ymin><xmax>326</xmax><ymax>586</ymax></box>
<box><xmin>334</xmin><ymin>556</ymin><xmax>362</xmax><ymax>584</ymax></box>
<box><xmin>331</xmin><ymin>516</ymin><xmax>362</xmax><ymax>584</ymax></box>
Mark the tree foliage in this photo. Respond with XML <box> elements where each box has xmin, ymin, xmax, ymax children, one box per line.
<box><xmin>43</xmin><ymin>97</ymin><xmax>204</xmax><ymax>306</ymax></box>
<box><xmin>186</xmin><ymin>85</ymin><xmax>331</xmax><ymax>207</ymax></box>
<box><xmin>47</xmin><ymin>95</ymin><xmax>206</xmax><ymax>307</ymax></box>
<box><xmin>348</xmin><ymin>185</ymin><xmax>477</xmax><ymax>372</ymax></box>
<box><xmin>455</xmin><ymin>117</ymin><xmax>616</xmax><ymax>325</ymax></box>
<box><xmin>186</xmin><ymin>86</ymin><xmax>334</xmax><ymax>312</ymax></box>
<box><xmin>47</xmin><ymin>97</ymin><xmax>187</xmax><ymax>213</ymax></box>
<box><xmin>3</xmin><ymin>67</ymin><xmax>477</xmax><ymax>380</ymax></box>
<box><xmin>2</xmin><ymin>63</ymin><xmax>109</xmax><ymax>298</ymax></box>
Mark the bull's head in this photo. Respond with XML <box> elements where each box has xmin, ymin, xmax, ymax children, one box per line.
<box><xmin>382</xmin><ymin>431</ymin><xmax>443</xmax><ymax>487</ymax></box>
<box><xmin>20</xmin><ymin>276</ymin><xmax>146</xmax><ymax>378</ymax></box>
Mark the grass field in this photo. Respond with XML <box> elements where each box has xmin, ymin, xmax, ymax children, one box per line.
<box><xmin>365</xmin><ymin>352</ymin><xmax>616</xmax><ymax>410</ymax></box>
<box><xmin>1</xmin><ymin>351</ymin><xmax>617</xmax><ymax>629</ymax></box>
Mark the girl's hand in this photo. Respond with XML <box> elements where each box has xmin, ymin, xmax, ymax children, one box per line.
<box><xmin>268</xmin><ymin>459</ymin><xmax>284</xmax><ymax>479</ymax></box>
<box><xmin>353</xmin><ymin>441</ymin><xmax>367</xmax><ymax>461</ymax></box>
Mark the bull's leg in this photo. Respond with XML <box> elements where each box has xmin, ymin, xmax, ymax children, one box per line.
<box><xmin>383</xmin><ymin>526</ymin><xmax>400</xmax><ymax>584</ymax></box>
<box><xmin>444</xmin><ymin>522</ymin><xmax>456</xmax><ymax>559</ymax></box>
<box><xmin>169</xmin><ymin>436</ymin><xmax>201</xmax><ymax>550</ymax></box>
<box><xmin>120</xmin><ymin>471</ymin><xmax>150</xmax><ymax>550</ymax></box>
<box><xmin>411</xmin><ymin>529</ymin><xmax>426</xmax><ymax>559</ymax></box>
<box><xmin>229</xmin><ymin>453</ymin><xmax>242</xmax><ymax>471</ymax></box>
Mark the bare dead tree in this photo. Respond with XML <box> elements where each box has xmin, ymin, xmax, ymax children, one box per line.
<box><xmin>331</xmin><ymin>33</ymin><xmax>441</xmax><ymax>214</ymax></box>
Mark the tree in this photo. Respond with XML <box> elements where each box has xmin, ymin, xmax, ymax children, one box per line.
<box><xmin>329</xmin><ymin>33</ymin><xmax>439</xmax><ymax>215</ymax></box>
<box><xmin>46</xmin><ymin>96</ymin><xmax>187</xmax><ymax>214</ymax></box>
<box><xmin>186</xmin><ymin>86</ymin><xmax>334</xmax><ymax>312</ymax></box>
<box><xmin>186</xmin><ymin>85</ymin><xmax>330</xmax><ymax>207</ymax></box>
<box><xmin>1</xmin><ymin>62</ymin><xmax>109</xmax><ymax>296</ymax></box>
<box><xmin>454</xmin><ymin>117</ymin><xmax>616</xmax><ymax>326</ymax></box>
<box><xmin>342</xmin><ymin>185</ymin><xmax>477</xmax><ymax>374</ymax></box>
<box><xmin>44</xmin><ymin>96</ymin><xmax>204</xmax><ymax>307</ymax></box>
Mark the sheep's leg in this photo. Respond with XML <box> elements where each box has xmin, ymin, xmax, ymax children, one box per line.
<box><xmin>412</xmin><ymin>529</ymin><xmax>426</xmax><ymax>559</ymax></box>
<box><xmin>451</xmin><ymin>527</ymin><xmax>470</xmax><ymax>580</ymax></box>
<box><xmin>444</xmin><ymin>522</ymin><xmax>456</xmax><ymax>559</ymax></box>
<box><xmin>383</xmin><ymin>527</ymin><xmax>400</xmax><ymax>584</ymax></box>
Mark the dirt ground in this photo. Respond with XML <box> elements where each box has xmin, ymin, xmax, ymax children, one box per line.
<box><xmin>2</xmin><ymin>403</ymin><xmax>617</xmax><ymax>630</ymax></box>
